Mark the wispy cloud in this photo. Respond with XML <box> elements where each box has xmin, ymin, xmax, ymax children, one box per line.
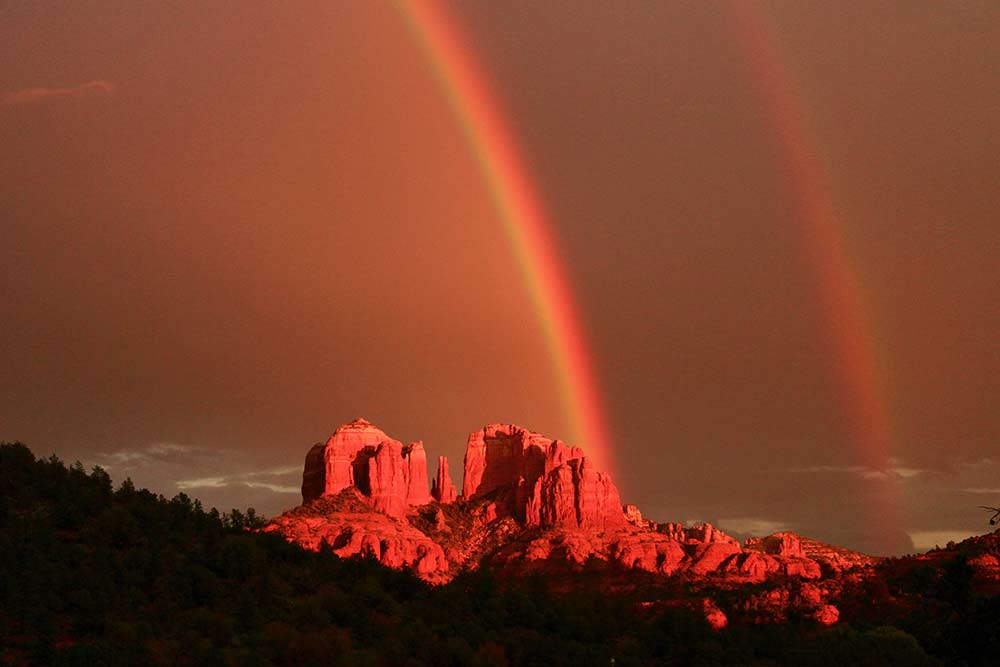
<box><xmin>909</xmin><ymin>530</ymin><xmax>978</xmax><ymax>551</ymax></box>
<box><xmin>247</xmin><ymin>465</ymin><xmax>300</xmax><ymax>477</ymax></box>
<box><xmin>961</xmin><ymin>487</ymin><xmax>1000</xmax><ymax>495</ymax></box>
<box><xmin>97</xmin><ymin>442</ymin><xmax>211</xmax><ymax>471</ymax></box>
<box><xmin>3</xmin><ymin>80</ymin><xmax>115</xmax><ymax>107</ymax></box>
<box><xmin>957</xmin><ymin>458</ymin><xmax>995</xmax><ymax>469</ymax></box>
<box><xmin>176</xmin><ymin>471</ymin><xmax>299</xmax><ymax>495</ymax></box>
<box><xmin>787</xmin><ymin>464</ymin><xmax>926</xmax><ymax>481</ymax></box>
<box><xmin>243</xmin><ymin>482</ymin><xmax>299</xmax><ymax>494</ymax></box>
<box><xmin>717</xmin><ymin>517</ymin><xmax>790</xmax><ymax>537</ymax></box>
<box><xmin>789</xmin><ymin>464</ymin><xmax>871</xmax><ymax>475</ymax></box>
<box><xmin>176</xmin><ymin>476</ymin><xmax>227</xmax><ymax>489</ymax></box>
<box><xmin>86</xmin><ymin>441</ymin><xmax>304</xmax><ymax>515</ymax></box>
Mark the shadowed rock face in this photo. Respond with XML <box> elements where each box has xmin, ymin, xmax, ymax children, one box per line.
<box><xmin>300</xmin><ymin>442</ymin><xmax>326</xmax><ymax>502</ymax></box>
<box><xmin>462</xmin><ymin>423</ymin><xmax>552</xmax><ymax>500</ymax></box>
<box><xmin>524</xmin><ymin>453</ymin><xmax>626</xmax><ymax>532</ymax></box>
<box><xmin>461</xmin><ymin>424</ymin><xmax>617</xmax><ymax>528</ymax></box>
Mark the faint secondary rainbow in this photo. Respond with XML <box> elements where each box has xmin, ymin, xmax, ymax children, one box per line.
<box><xmin>730</xmin><ymin>3</ymin><xmax>901</xmax><ymax>544</ymax></box>
<box><xmin>396</xmin><ymin>0</ymin><xmax>615</xmax><ymax>475</ymax></box>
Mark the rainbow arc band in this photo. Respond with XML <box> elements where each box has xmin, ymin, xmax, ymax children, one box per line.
<box><xmin>396</xmin><ymin>0</ymin><xmax>615</xmax><ymax>476</ymax></box>
<box><xmin>731</xmin><ymin>2</ymin><xmax>900</xmax><ymax>540</ymax></box>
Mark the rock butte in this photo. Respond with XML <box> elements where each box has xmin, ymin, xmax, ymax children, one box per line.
<box><xmin>266</xmin><ymin>419</ymin><xmax>882</xmax><ymax>622</ymax></box>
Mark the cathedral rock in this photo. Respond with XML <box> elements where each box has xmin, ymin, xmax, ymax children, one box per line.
<box><xmin>267</xmin><ymin>417</ymin><xmax>879</xmax><ymax>626</ymax></box>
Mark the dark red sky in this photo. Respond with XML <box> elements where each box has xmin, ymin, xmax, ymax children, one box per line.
<box><xmin>2</xmin><ymin>1</ymin><xmax>997</xmax><ymax>555</ymax></box>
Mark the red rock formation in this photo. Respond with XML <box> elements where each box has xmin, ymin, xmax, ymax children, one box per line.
<box><xmin>462</xmin><ymin>424</ymin><xmax>612</xmax><ymax>527</ymax></box>
<box><xmin>744</xmin><ymin>532</ymin><xmax>805</xmax><ymax>558</ymax></box>
<box><xmin>299</xmin><ymin>419</ymin><xmax>432</xmax><ymax>518</ymax></box>
<box><xmin>301</xmin><ymin>418</ymin><xmax>393</xmax><ymax>502</ymax></box>
<box><xmin>368</xmin><ymin>440</ymin><xmax>408</xmax><ymax>519</ymax></box>
<box><xmin>702</xmin><ymin>599</ymin><xmax>728</xmax><ymax>630</ymax></box>
<box><xmin>278</xmin><ymin>419</ymin><xmax>877</xmax><ymax>594</ymax></box>
<box><xmin>685</xmin><ymin>523</ymin><xmax>740</xmax><ymax>547</ymax></box>
<box><xmin>796</xmin><ymin>534</ymin><xmax>881</xmax><ymax>571</ymax></box>
<box><xmin>264</xmin><ymin>490</ymin><xmax>449</xmax><ymax>580</ymax></box>
<box><xmin>544</xmin><ymin>439</ymin><xmax>584</xmax><ymax>474</ymax></box>
<box><xmin>518</xmin><ymin>439</ymin><xmax>625</xmax><ymax>531</ymax></box>
<box><xmin>688</xmin><ymin>542</ymin><xmax>744</xmax><ymax>576</ymax></box>
<box><xmin>814</xmin><ymin>605</ymin><xmax>840</xmax><ymax>625</ymax></box>
<box><xmin>968</xmin><ymin>553</ymin><xmax>1000</xmax><ymax>592</ymax></box>
<box><xmin>404</xmin><ymin>441</ymin><xmax>431</xmax><ymax>506</ymax></box>
<box><xmin>722</xmin><ymin>552</ymin><xmax>776</xmax><ymax>581</ymax></box>
<box><xmin>718</xmin><ymin>551</ymin><xmax>822</xmax><ymax>581</ymax></box>
<box><xmin>431</xmin><ymin>456</ymin><xmax>457</xmax><ymax>503</ymax></box>
<box><xmin>534</xmin><ymin>463</ymin><xmax>578</xmax><ymax>528</ymax></box>
<box><xmin>462</xmin><ymin>424</ymin><xmax>552</xmax><ymax>499</ymax></box>
<box><xmin>656</xmin><ymin>522</ymin><xmax>687</xmax><ymax>541</ymax></box>
<box><xmin>736</xmin><ymin>581</ymin><xmax>839</xmax><ymax>624</ymax></box>
<box><xmin>572</xmin><ymin>457</ymin><xmax>626</xmax><ymax>531</ymax></box>
<box><xmin>611</xmin><ymin>533</ymin><xmax>688</xmax><ymax>574</ymax></box>
<box><xmin>624</xmin><ymin>504</ymin><xmax>655</xmax><ymax>530</ymax></box>
<box><xmin>744</xmin><ymin>532</ymin><xmax>878</xmax><ymax>575</ymax></box>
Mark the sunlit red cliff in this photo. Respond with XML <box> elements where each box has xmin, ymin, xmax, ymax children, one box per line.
<box><xmin>264</xmin><ymin>418</ymin><xmax>966</xmax><ymax>627</ymax></box>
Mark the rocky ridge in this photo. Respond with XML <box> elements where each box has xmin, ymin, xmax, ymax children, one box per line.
<box><xmin>266</xmin><ymin>419</ymin><xmax>883</xmax><ymax>617</ymax></box>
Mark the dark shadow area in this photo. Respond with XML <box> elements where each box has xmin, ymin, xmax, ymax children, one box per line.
<box><xmin>351</xmin><ymin>446</ymin><xmax>375</xmax><ymax>496</ymax></box>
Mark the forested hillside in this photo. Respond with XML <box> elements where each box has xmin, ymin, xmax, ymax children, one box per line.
<box><xmin>2</xmin><ymin>442</ymin><xmax>995</xmax><ymax>665</ymax></box>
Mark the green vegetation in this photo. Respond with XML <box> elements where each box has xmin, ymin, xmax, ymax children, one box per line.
<box><xmin>0</xmin><ymin>442</ymin><xmax>995</xmax><ymax>665</ymax></box>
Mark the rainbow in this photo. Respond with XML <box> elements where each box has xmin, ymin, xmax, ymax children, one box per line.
<box><xmin>730</xmin><ymin>4</ymin><xmax>901</xmax><ymax>542</ymax></box>
<box><xmin>395</xmin><ymin>1</ymin><xmax>615</xmax><ymax>476</ymax></box>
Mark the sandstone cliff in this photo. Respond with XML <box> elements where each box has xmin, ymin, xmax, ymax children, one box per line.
<box><xmin>271</xmin><ymin>418</ymin><xmax>878</xmax><ymax>618</ymax></box>
<box><xmin>300</xmin><ymin>418</ymin><xmax>432</xmax><ymax>518</ymax></box>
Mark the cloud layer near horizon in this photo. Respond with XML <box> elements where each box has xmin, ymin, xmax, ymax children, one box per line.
<box><xmin>85</xmin><ymin>443</ymin><xmax>302</xmax><ymax>517</ymax></box>
<box><xmin>3</xmin><ymin>80</ymin><xmax>115</xmax><ymax>106</ymax></box>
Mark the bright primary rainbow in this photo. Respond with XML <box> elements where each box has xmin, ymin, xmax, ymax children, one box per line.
<box><xmin>395</xmin><ymin>0</ymin><xmax>615</xmax><ymax>476</ymax></box>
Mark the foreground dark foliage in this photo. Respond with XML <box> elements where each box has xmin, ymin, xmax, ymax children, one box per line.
<box><xmin>0</xmin><ymin>443</ymin><xmax>994</xmax><ymax>665</ymax></box>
